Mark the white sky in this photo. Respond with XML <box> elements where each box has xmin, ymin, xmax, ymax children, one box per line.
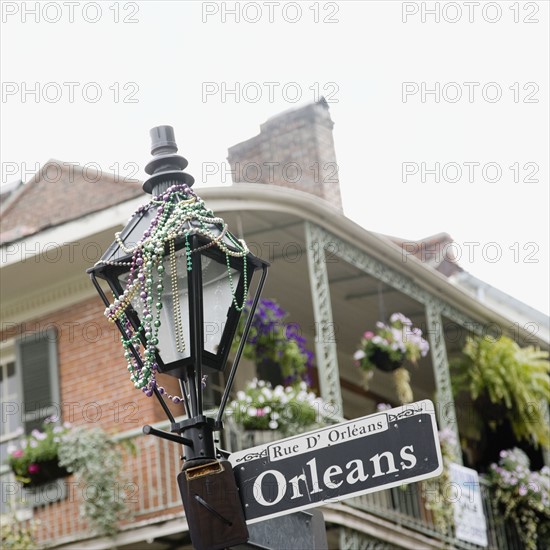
<box><xmin>1</xmin><ymin>1</ymin><xmax>549</xmax><ymax>316</ymax></box>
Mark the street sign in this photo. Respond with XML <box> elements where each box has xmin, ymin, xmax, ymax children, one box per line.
<box><xmin>229</xmin><ymin>399</ymin><xmax>443</xmax><ymax>524</ymax></box>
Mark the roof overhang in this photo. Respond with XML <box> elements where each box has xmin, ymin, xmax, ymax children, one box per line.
<box><xmin>1</xmin><ymin>183</ymin><xmax>548</xmax><ymax>346</ymax></box>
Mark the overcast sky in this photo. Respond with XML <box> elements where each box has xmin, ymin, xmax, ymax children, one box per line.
<box><xmin>1</xmin><ymin>1</ymin><xmax>549</xmax><ymax>317</ymax></box>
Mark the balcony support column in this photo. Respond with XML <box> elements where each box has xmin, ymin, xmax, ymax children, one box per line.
<box><xmin>305</xmin><ymin>221</ymin><xmax>344</xmax><ymax>415</ymax></box>
<box><xmin>426</xmin><ymin>299</ymin><xmax>463</xmax><ymax>464</ymax></box>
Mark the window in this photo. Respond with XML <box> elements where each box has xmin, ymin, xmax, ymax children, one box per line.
<box><xmin>0</xmin><ymin>348</ymin><xmax>20</xmax><ymax>467</ymax></box>
<box><xmin>15</xmin><ymin>329</ymin><xmax>60</xmax><ymax>434</ymax></box>
<box><xmin>0</xmin><ymin>329</ymin><xmax>60</xmax><ymax>517</ymax></box>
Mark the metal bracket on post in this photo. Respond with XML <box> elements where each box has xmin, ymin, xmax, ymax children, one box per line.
<box><xmin>142</xmin><ymin>425</ymin><xmax>192</xmax><ymax>447</ymax></box>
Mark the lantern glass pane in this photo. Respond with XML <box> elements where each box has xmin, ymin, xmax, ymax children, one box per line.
<box><xmin>118</xmin><ymin>246</ymin><xmax>240</xmax><ymax>365</ymax></box>
<box><xmin>157</xmin><ymin>250</ymin><xmax>191</xmax><ymax>364</ymax></box>
<box><xmin>201</xmin><ymin>256</ymin><xmax>240</xmax><ymax>354</ymax></box>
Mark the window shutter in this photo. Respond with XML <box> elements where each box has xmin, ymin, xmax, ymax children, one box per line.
<box><xmin>15</xmin><ymin>328</ymin><xmax>60</xmax><ymax>434</ymax></box>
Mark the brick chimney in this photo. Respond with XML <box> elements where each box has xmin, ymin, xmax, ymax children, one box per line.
<box><xmin>227</xmin><ymin>99</ymin><xmax>342</xmax><ymax>210</ymax></box>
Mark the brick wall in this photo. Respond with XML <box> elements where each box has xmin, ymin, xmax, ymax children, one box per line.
<box><xmin>2</xmin><ymin>295</ymin><xmax>188</xmax><ymax>545</ymax></box>
<box><xmin>227</xmin><ymin>99</ymin><xmax>343</xmax><ymax>210</ymax></box>
<box><xmin>1</xmin><ymin>296</ymin><xmax>187</xmax><ymax>431</ymax></box>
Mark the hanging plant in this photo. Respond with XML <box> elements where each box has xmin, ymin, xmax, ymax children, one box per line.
<box><xmin>354</xmin><ymin>313</ymin><xmax>429</xmax><ymax>404</ymax></box>
<box><xmin>233</xmin><ymin>298</ymin><xmax>314</xmax><ymax>385</ymax></box>
<box><xmin>451</xmin><ymin>335</ymin><xmax>550</xmax><ymax>448</ymax></box>
<box><xmin>8</xmin><ymin>420</ymin><xmax>71</xmax><ymax>488</ymax></box>
<box><xmin>487</xmin><ymin>448</ymin><xmax>550</xmax><ymax>550</ymax></box>
<box><xmin>57</xmin><ymin>426</ymin><xmax>132</xmax><ymax>538</ymax></box>
<box><xmin>96</xmin><ymin>183</ymin><xmax>250</xmax><ymax>404</ymax></box>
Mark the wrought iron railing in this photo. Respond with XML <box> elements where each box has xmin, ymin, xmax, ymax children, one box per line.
<box><xmin>345</xmin><ymin>480</ymin><xmax>522</xmax><ymax>550</ymax></box>
<box><xmin>225</xmin><ymin>424</ymin><xmax>523</xmax><ymax>550</ymax></box>
<box><xmin>1</xmin><ymin>421</ymin><xmax>524</xmax><ymax>549</ymax></box>
<box><xmin>0</xmin><ymin>421</ymin><xmax>186</xmax><ymax>548</ymax></box>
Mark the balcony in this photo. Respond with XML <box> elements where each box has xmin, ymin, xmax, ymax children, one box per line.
<box><xmin>1</xmin><ymin>421</ymin><xmax>188</xmax><ymax>549</ymax></box>
<box><xmin>2</xmin><ymin>421</ymin><xmax>523</xmax><ymax>549</ymax></box>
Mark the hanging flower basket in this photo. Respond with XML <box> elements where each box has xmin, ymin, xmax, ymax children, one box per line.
<box><xmin>18</xmin><ymin>459</ymin><xmax>69</xmax><ymax>489</ymax></box>
<box><xmin>256</xmin><ymin>357</ymin><xmax>285</xmax><ymax>387</ymax></box>
<box><xmin>8</xmin><ymin>421</ymin><xmax>72</xmax><ymax>489</ymax></box>
<box><xmin>354</xmin><ymin>313</ymin><xmax>429</xmax><ymax>374</ymax></box>
<box><xmin>233</xmin><ymin>298</ymin><xmax>314</xmax><ymax>386</ymax></box>
<box><xmin>369</xmin><ymin>348</ymin><xmax>403</xmax><ymax>372</ymax></box>
<box><xmin>354</xmin><ymin>313</ymin><xmax>429</xmax><ymax>404</ymax></box>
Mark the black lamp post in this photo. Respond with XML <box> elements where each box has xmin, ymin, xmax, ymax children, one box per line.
<box><xmin>87</xmin><ymin>126</ymin><xmax>268</xmax><ymax>550</ymax></box>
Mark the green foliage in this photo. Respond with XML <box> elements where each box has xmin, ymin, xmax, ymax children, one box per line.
<box><xmin>57</xmin><ymin>427</ymin><xmax>129</xmax><ymax>538</ymax></box>
<box><xmin>487</xmin><ymin>448</ymin><xmax>550</xmax><ymax>550</ymax></box>
<box><xmin>451</xmin><ymin>335</ymin><xmax>550</xmax><ymax>448</ymax></box>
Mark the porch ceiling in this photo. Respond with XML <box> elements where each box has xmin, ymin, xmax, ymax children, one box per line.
<box><xmin>221</xmin><ymin>209</ymin><xmax>437</xmax><ymax>410</ymax></box>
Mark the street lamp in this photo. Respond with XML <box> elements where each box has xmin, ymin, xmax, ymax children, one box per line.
<box><xmin>88</xmin><ymin>126</ymin><xmax>269</xmax><ymax>550</ymax></box>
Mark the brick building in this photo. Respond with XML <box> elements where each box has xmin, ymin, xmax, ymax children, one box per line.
<box><xmin>1</xmin><ymin>101</ymin><xmax>547</xmax><ymax>549</ymax></box>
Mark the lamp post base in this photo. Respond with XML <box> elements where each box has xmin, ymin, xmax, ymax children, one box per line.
<box><xmin>178</xmin><ymin>459</ymin><xmax>249</xmax><ymax>550</ymax></box>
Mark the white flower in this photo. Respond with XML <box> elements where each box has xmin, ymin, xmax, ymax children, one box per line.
<box><xmin>354</xmin><ymin>350</ymin><xmax>366</xmax><ymax>360</ymax></box>
<box><xmin>32</xmin><ymin>429</ymin><xmax>47</xmax><ymax>441</ymax></box>
<box><xmin>391</xmin><ymin>327</ymin><xmax>404</xmax><ymax>343</ymax></box>
<box><xmin>390</xmin><ymin>313</ymin><xmax>412</xmax><ymax>325</ymax></box>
